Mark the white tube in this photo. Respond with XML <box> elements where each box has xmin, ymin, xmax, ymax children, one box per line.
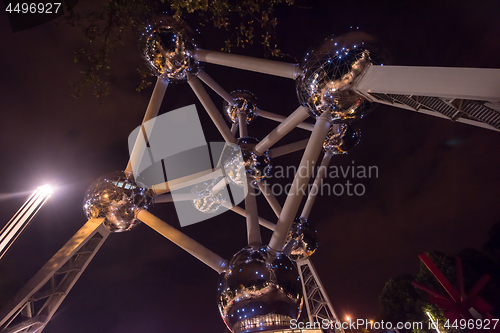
<box><xmin>187</xmin><ymin>74</ymin><xmax>236</xmax><ymax>143</ymax></box>
<box><xmin>238</xmin><ymin>112</ymin><xmax>248</xmax><ymax>138</ymax></box>
<box><xmin>151</xmin><ymin>168</ymin><xmax>215</xmax><ymax>195</ymax></box>
<box><xmin>257</xmin><ymin>181</ymin><xmax>282</xmax><ymax>218</ymax></box>
<box><xmin>138</xmin><ymin>210</ymin><xmax>226</xmax><ymax>273</ymax></box>
<box><xmin>154</xmin><ymin>193</ymin><xmax>200</xmax><ymax>203</ymax></box>
<box><xmin>196</xmin><ymin>70</ymin><xmax>235</xmax><ymax>105</ymax></box>
<box><xmin>245</xmin><ymin>178</ymin><xmax>261</xmax><ymax>244</ymax></box>
<box><xmin>220</xmin><ymin>201</ymin><xmax>275</xmax><ymax>231</ymax></box>
<box><xmin>125</xmin><ymin>78</ymin><xmax>168</xmax><ymax>176</ymax></box>
<box><xmin>256</xmin><ymin>109</ymin><xmax>314</xmax><ymax>131</ymax></box>
<box><xmin>194</xmin><ymin>49</ymin><xmax>301</xmax><ymax>79</ymax></box>
<box><xmin>300</xmin><ymin>152</ymin><xmax>332</xmax><ymax>219</ymax></box>
<box><xmin>254</xmin><ymin>106</ymin><xmax>310</xmax><ymax>155</ymax></box>
<box><xmin>268</xmin><ymin>111</ymin><xmax>331</xmax><ymax>252</ymax></box>
<box><xmin>269</xmin><ymin>139</ymin><xmax>309</xmax><ymax>159</ymax></box>
<box><xmin>231</xmin><ymin>123</ymin><xmax>239</xmax><ymax>136</ymax></box>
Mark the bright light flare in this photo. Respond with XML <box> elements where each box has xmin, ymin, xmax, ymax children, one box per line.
<box><xmin>0</xmin><ymin>184</ymin><xmax>53</xmax><ymax>260</ymax></box>
<box><xmin>426</xmin><ymin>312</ymin><xmax>441</xmax><ymax>333</ymax></box>
<box><xmin>37</xmin><ymin>184</ymin><xmax>53</xmax><ymax>196</ymax></box>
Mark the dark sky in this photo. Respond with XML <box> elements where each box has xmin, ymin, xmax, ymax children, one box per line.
<box><xmin>1</xmin><ymin>1</ymin><xmax>500</xmax><ymax>332</ymax></box>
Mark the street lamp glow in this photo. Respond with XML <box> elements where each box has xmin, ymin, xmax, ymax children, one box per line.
<box><xmin>0</xmin><ymin>185</ymin><xmax>53</xmax><ymax>260</ymax></box>
<box><xmin>37</xmin><ymin>184</ymin><xmax>53</xmax><ymax>196</ymax></box>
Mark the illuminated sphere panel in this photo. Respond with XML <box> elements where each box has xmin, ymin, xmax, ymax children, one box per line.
<box><xmin>217</xmin><ymin>244</ymin><xmax>303</xmax><ymax>333</ymax></box>
<box><xmin>296</xmin><ymin>31</ymin><xmax>378</xmax><ymax>121</ymax></box>
<box><xmin>83</xmin><ymin>172</ymin><xmax>153</xmax><ymax>232</ymax></box>
<box><xmin>323</xmin><ymin>123</ymin><xmax>360</xmax><ymax>154</ymax></box>
<box><xmin>222</xmin><ymin>137</ymin><xmax>271</xmax><ymax>185</ymax></box>
<box><xmin>285</xmin><ymin>217</ymin><xmax>318</xmax><ymax>260</ymax></box>
<box><xmin>223</xmin><ymin>90</ymin><xmax>258</xmax><ymax>124</ymax></box>
<box><xmin>191</xmin><ymin>178</ymin><xmax>224</xmax><ymax>214</ymax></box>
<box><xmin>143</xmin><ymin>23</ymin><xmax>199</xmax><ymax>80</ymax></box>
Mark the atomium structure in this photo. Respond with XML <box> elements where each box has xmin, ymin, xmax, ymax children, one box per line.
<box><xmin>1</xmin><ymin>21</ymin><xmax>499</xmax><ymax>333</ymax></box>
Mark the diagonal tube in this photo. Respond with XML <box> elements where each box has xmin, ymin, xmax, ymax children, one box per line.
<box><xmin>187</xmin><ymin>74</ymin><xmax>236</xmax><ymax>143</ymax></box>
<box><xmin>300</xmin><ymin>151</ymin><xmax>332</xmax><ymax>219</ymax></box>
<box><xmin>196</xmin><ymin>70</ymin><xmax>235</xmax><ymax>105</ymax></box>
<box><xmin>269</xmin><ymin>139</ymin><xmax>309</xmax><ymax>159</ymax></box>
<box><xmin>220</xmin><ymin>200</ymin><xmax>275</xmax><ymax>231</ymax></box>
<box><xmin>137</xmin><ymin>210</ymin><xmax>226</xmax><ymax>273</ymax></box>
<box><xmin>254</xmin><ymin>106</ymin><xmax>310</xmax><ymax>155</ymax></box>
<box><xmin>194</xmin><ymin>49</ymin><xmax>301</xmax><ymax>79</ymax></box>
<box><xmin>125</xmin><ymin>77</ymin><xmax>169</xmax><ymax>176</ymax></box>
<box><xmin>257</xmin><ymin>181</ymin><xmax>282</xmax><ymax>218</ymax></box>
<box><xmin>255</xmin><ymin>109</ymin><xmax>314</xmax><ymax>131</ymax></box>
<box><xmin>244</xmin><ymin>178</ymin><xmax>261</xmax><ymax>244</ymax></box>
<box><xmin>268</xmin><ymin>111</ymin><xmax>331</xmax><ymax>252</ymax></box>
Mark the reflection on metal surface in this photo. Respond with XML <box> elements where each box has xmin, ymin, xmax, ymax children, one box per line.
<box><xmin>191</xmin><ymin>178</ymin><xmax>224</xmax><ymax>214</ymax></box>
<box><xmin>223</xmin><ymin>90</ymin><xmax>258</xmax><ymax>124</ymax></box>
<box><xmin>296</xmin><ymin>31</ymin><xmax>378</xmax><ymax>121</ymax></box>
<box><xmin>217</xmin><ymin>244</ymin><xmax>303</xmax><ymax>333</ymax></box>
<box><xmin>83</xmin><ymin>172</ymin><xmax>153</xmax><ymax>232</ymax></box>
<box><xmin>223</xmin><ymin>137</ymin><xmax>271</xmax><ymax>185</ymax></box>
<box><xmin>284</xmin><ymin>217</ymin><xmax>318</xmax><ymax>260</ymax></box>
<box><xmin>323</xmin><ymin>123</ymin><xmax>360</xmax><ymax>154</ymax></box>
<box><xmin>143</xmin><ymin>22</ymin><xmax>199</xmax><ymax>80</ymax></box>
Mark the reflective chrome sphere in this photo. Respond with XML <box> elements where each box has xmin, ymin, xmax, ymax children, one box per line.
<box><xmin>222</xmin><ymin>137</ymin><xmax>271</xmax><ymax>186</ymax></box>
<box><xmin>284</xmin><ymin>217</ymin><xmax>318</xmax><ymax>260</ymax></box>
<box><xmin>191</xmin><ymin>178</ymin><xmax>224</xmax><ymax>214</ymax></box>
<box><xmin>83</xmin><ymin>172</ymin><xmax>153</xmax><ymax>232</ymax></box>
<box><xmin>142</xmin><ymin>22</ymin><xmax>199</xmax><ymax>80</ymax></box>
<box><xmin>217</xmin><ymin>244</ymin><xmax>303</xmax><ymax>333</ymax></box>
<box><xmin>296</xmin><ymin>31</ymin><xmax>378</xmax><ymax>121</ymax></box>
<box><xmin>323</xmin><ymin>123</ymin><xmax>360</xmax><ymax>154</ymax></box>
<box><xmin>223</xmin><ymin>90</ymin><xmax>257</xmax><ymax>124</ymax></box>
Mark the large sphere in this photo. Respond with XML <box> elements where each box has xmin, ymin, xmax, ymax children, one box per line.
<box><xmin>191</xmin><ymin>178</ymin><xmax>224</xmax><ymax>214</ymax></box>
<box><xmin>222</xmin><ymin>137</ymin><xmax>271</xmax><ymax>186</ymax></box>
<box><xmin>142</xmin><ymin>22</ymin><xmax>199</xmax><ymax>80</ymax></box>
<box><xmin>323</xmin><ymin>123</ymin><xmax>360</xmax><ymax>154</ymax></box>
<box><xmin>83</xmin><ymin>172</ymin><xmax>153</xmax><ymax>232</ymax></box>
<box><xmin>284</xmin><ymin>217</ymin><xmax>318</xmax><ymax>260</ymax></box>
<box><xmin>296</xmin><ymin>31</ymin><xmax>379</xmax><ymax>121</ymax></box>
<box><xmin>223</xmin><ymin>90</ymin><xmax>257</xmax><ymax>124</ymax></box>
<box><xmin>217</xmin><ymin>244</ymin><xmax>303</xmax><ymax>333</ymax></box>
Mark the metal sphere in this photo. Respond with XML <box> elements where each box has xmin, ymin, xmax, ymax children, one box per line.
<box><xmin>191</xmin><ymin>178</ymin><xmax>224</xmax><ymax>214</ymax></box>
<box><xmin>222</xmin><ymin>137</ymin><xmax>271</xmax><ymax>186</ymax></box>
<box><xmin>284</xmin><ymin>217</ymin><xmax>318</xmax><ymax>261</ymax></box>
<box><xmin>217</xmin><ymin>244</ymin><xmax>303</xmax><ymax>333</ymax></box>
<box><xmin>296</xmin><ymin>31</ymin><xmax>378</xmax><ymax>121</ymax></box>
<box><xmin>142</xmin><ymin>22</ymin><xmax>199</xmax><ymax>80</ymax></box>
<box><xmin>323</xmin><ymin>123</ymin><xmax>360</xmax><ymax>154</ymax></box>
<box><xmin>83</xmin><ymin>172</ymin><xmax>154</xmax><ymax>232</ymax></box>
<box><xmin>223</xmin><ymin>90</ymin><xmax>257</xmax><ymax>124</ymax></box>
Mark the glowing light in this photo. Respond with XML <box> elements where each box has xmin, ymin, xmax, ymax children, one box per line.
<box><xmin>1</xmin><ymin>185</ymin><xmax>53</xmax><ymax>260</ymax></box>
<box><xmin>426</xmin><ymin>312</ymin><xmax>441</xmax><ymax>333</ymax></box>
<box><xmin>37</xmin><ymin>184</ymin><xmax>53</xmax><ymax>196</ymax></box>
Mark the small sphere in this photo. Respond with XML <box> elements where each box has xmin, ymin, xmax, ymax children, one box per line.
<box><xmin>222</xmin><ymin>137</ymin><xmax>271</xmax><ymax>186</ymax></box>
<box><xmin>323</xmin><ymin>123</ymin><xmax>360</xmax><ymax>154</ymax></box>
<box><xmin>191</xmin><ymin>178</ymin><xmax>224</xmax><ymax>214</ymax></box>
<box><xmin>142</xmin><ymin>22</ymin><xmax>199</xmax><ymax>80</ymax></box>
<box><xmin>83</xmin><ymin>172</ymin><xmax>153</xmax><ymax>232</ymax></box>
<box><xmin>285</xmin><ymin>217</ymin><xmax>318</xmax><ymax>260</ymax></box>
<box><xmin>217</xmin><ymin>244</ymin><xmax>303</xmax><ymax>333</ymax></box>
<box><xmin>223</xmin><ymin>90</ymin><xmax>257</xmax><ymax>124</ymax></box>
<box><xmin>296</xmin><ymin>31</ymin><xmax>379</xmax><ymax>121</ymax></box>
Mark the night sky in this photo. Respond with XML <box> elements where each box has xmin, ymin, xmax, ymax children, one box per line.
<box><xmin>1</xmin><ymin>1</ymin><xmax>500</xmax><ymax>332</ymax></box>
